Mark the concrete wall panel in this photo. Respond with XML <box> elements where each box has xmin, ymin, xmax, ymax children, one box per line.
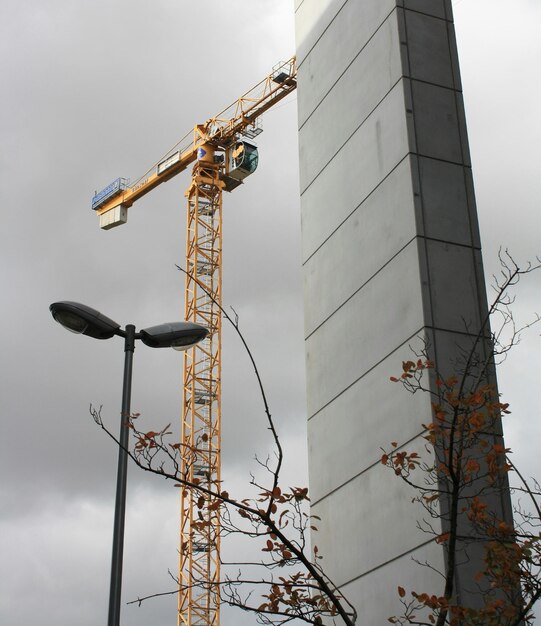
<box><xmin>303</xmin><ymin>157</ymin><xmax>416</xmax><ymax>334</ymax></box>
<box><xmin>311</xmin><ymin>434</ymin><xmax>442</xmax><ymax>587</ymax></box>
<box><xmin>427</xmin><ymin>326</ymin><xmax>495</xmax><ymax>384</ymax></box>
<box><xmin>419</xmin><ymin>239</ymin><xmax>484</xmax><ymax>334</ymax></box>
<box><xmin>300</xmin><ymin>81</ymin><xmax>409</xmax><ymax>259</ymax></box>
<box><xmin>403</xmin><ymin>10</ymin><xmax>455</xmax><ymax>88</ymax></box>
<box><xmin>412</xmin><ymin>156</ymin><xmax>478</xmax><ymax>246</ymax></box>
<box><xmin>307</xmin><ymin>335</ymin><xmax>430</xmax><ymax>501</ymax></box>
<box><xmin>295</xmin><ymin>0</ymin><xmax>342</xmax><ymax>64</ymax></box>
<box><xmin>399</xmin><ymin>0</ymin><xmax>447</xmax><ymax>19</ymax></box>
<box><xmin>305</xmin><ymin>240</ymin><xmax>424</xmax><ymax>417</ymax></box>
<box><xmin>297</xmin><ymin>0</ymin><xmax>397</xmax><ymax>124</ymax></box>
<box><xmin>339</xmin><ymin>541</ymin><xmax>446</xmax><ymax>622</ymax></box>
<box><xmin>299</xmin><ymin>12</ymin><xmax>403</xmax><ymax>186</ymax></box>
<box><xmin>406</xmin><ymin>80</ymin><xmax>464</xmax><ymax>163</ymax></box>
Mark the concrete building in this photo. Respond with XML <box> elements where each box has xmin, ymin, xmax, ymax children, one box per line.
<box><xmin>295</xmin><ymin>0</ymin><xmax>512</xmax><ymax>622</ymax></box>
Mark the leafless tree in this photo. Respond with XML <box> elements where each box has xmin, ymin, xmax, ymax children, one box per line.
<box><xmin>91</xmin><ymin>253</ymin><xmax>540</xmax><ymax>626</ymax></box>
<box><xmin>91</xmin><ymin>264</ymin><xmax>357</xmax><ymax>626</ymax></box>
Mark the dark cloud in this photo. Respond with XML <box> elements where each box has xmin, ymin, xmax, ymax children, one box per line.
<box><xmin>1</xmin><ymin>1</ymin><xmax>539</xmax><ymax>625</ymax></box>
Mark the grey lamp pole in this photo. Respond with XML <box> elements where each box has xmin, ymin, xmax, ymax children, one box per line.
<box><xmin>49</xmin><ymin>301</ymin><xmax>208</xmax><ymax>626</ymax></box>
<box><xmin>108</xmin><ymin>323</ymin><xmax>135</xmax><ymax>626</ymax></box>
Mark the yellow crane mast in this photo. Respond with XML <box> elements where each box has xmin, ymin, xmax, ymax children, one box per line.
<box><xmin>91</xmin><ymin>57</ymin><xmax>297</xmax><ymax>626</ymax></box>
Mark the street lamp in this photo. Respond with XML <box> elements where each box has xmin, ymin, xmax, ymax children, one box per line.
<box><xmin>49</xmin><ymin>301</ymin><xmax>208</xmax><ymax>626</ymax></box>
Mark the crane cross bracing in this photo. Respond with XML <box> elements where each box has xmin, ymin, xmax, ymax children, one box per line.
<box><xmin>92</xmin><ymin>57</ymin><xmax>297</xmax><ymax>626</ymax></box>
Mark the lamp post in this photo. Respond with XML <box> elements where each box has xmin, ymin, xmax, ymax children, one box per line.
<box><xmin>50</xmin><ymin>301</ymin><xmax>208</xmax><ymax>626</ymax></box>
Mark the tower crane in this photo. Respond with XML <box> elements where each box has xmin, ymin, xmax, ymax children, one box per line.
<box><xmin>91</xmin><ymin>57</ymin><xmax>297</xmax><ymax>626</ymax></box>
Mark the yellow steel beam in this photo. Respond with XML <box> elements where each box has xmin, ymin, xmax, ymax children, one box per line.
<box><xmin>179</xmin><ymin>159</ymin><xmax>223</xmax><ymax>626</ymax></box>
<box><xmin>95</xmin><ymin>57</ymin><xmax>296</xmax><ymax>218</ymax></box>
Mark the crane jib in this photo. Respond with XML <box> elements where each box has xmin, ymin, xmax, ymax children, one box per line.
<box><xmin>92</xmin><ymin>56</ymin><xmax>296</xmax><ymax>229</ymax></box>
<box><xmin>157</xmin><ymin>151</ymin><xmax>181</xmax><ymax>175</ymax></box>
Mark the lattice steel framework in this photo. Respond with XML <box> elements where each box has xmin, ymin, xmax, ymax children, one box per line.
<box><xmin>91</xmin><ymin>57</ymin><xmax>297</xmax><ymax>626</ymax></box>
<box><xmin>179</xmin><ymin>159</ymin><xmax>224</xmax><ymax>626</ymax></box>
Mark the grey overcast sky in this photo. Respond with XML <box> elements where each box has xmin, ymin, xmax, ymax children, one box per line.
<box><xmin>1</xmin><ymin>1</ymin><xmax>540</xmax><ymax>626</ymax></box>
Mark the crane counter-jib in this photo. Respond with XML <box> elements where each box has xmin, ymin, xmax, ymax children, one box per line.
<box><xmin>91</xmin><ymin>56</ymin><xmax>297</xmax><ymax>229</ymax></box>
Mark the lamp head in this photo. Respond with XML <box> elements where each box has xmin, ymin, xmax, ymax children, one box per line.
<box><xmin>49</xmin><ymin>301</ymin><xmax>120</xmax><ymax>340</ymax></box>
<box><xmin>140</xmin><ymin>321</ymin><xmax>208</xmax><ymax>350</ymax></box>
